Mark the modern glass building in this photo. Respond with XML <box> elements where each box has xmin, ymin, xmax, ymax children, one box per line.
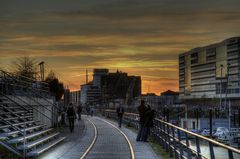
<box><xmin>179</xmin><ymin>37</ymin><xmax>240</xmax><ymax>106</ymax></box>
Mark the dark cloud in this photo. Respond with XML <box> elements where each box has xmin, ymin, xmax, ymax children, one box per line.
<box><xmin>1</xmin><ymin>0</ymin><xmax>240</xmax><ymax>93</ymax></box>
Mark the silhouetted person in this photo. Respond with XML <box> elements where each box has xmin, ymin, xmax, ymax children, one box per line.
<box><xmin>67</xmin><ymin>103</ymin><xmax>76</xmax><ymax>133</ymax></box>
<box><xmin>90</xmin><ymin>106</ymin><xmax>94</xmax><ymax>117</ymax></box>
<box><xmin>136</xmin><ymin>100</ymin><xmax>147</xmax><ymax>141</ymax></box>
<box><xmin>142</xmin><ymin>105</ymin><xmax>155</xmax><ymax>142</ymax></box>
<box><xmin>86</xmin><ymin>105</ymin><xmax>90</xmax><ymax>116</ymax></box>
<box><xmin>77</xmin><ymin>104</ymin><xmax>82</xmax><ymax>121</ymax></box>
<box><xmin>116</xmin><ymin>104</ymin><xmax>124</xmax><ymax>128</ymax></box>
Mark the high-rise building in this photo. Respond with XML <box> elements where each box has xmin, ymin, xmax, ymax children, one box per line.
<box><xmin>93</xmin><ymin>69</ymin><xmax>109</xmax><ymax>88</ymax></box>
<box><xmin>80</xmin><ymin>69</ymin><xmax>141</xmax><ymax>106</ymax></box>
<box><xmin>80</xmin><ymin>83</ymin><xmax>101</xmax><ymax>106</ymax></box>
<box><xmin>101</xmin><ymin>71</ymin><xmax>141</xmax><ymax>101</ymax></box>
<box><xmin>179</xmin><ymin>37</ymin><xmax>240</xmax><ymax>106</ymax></box>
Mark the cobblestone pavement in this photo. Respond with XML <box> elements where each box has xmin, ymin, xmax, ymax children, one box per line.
<box><xmin>38</xmin><ymin>115</ymin><xmax>162</xmax><ymax>159</ymax></box>
<box><xmin>98</xmin><ymin>117</ymin><xmax>162</xmax><ymax>159</ymax></box>
<box><xmin>38</xmin><ymin>117</ymin><xmax>94</xmax><ymax>159</ymax></box>
<box><xmin>85</xmin><ymin>117</ymin><xmax>131</xmax><ymax>159</ymax></box>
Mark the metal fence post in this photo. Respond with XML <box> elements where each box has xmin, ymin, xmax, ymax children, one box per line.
<box><xmin>195</xmin><ymin>136</ymin><xmax>202</xmax><ymax>159</ymax></box>
<box><xmin>171</xmin><ymin>127</ymin><xmax>178</xmax><ymax>159</ymax></box>
<box><xmin>167</xmin><ymin>125</ymin><xmax>173</xmax><ymax>157</ymax></box>
<box><xmin>185</xmin><ymin>132</ymin><xmax>192</xmax><ymax>159</ymax></box>
<box><xmin>209</xmin><ymin>142</ymin><xmax>215</xmax><ymax>159</ymax></box>
<box><xmin>228</xmin><ymin>149</ymin><xmax>233</xmax><ymax>159</ymax></box>
<box><xmin>177</xmin><ymin>129</ymin><xmax>184</xmax><ymax>159</ymax></box>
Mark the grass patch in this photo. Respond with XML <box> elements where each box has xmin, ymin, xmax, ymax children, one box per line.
<box><xmin>124</xmin><ymin>123</ymin><xmax>173</xmax><ymax>159</ymax></box>
<box><xmin>148</xmin><ymin>136</ymin><xmax>174</xmax><ymax>159</ymax></box>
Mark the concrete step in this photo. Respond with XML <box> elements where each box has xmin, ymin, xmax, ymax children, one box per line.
<box><xmin>0</xmin><ymin>120</ymin><xmax>39</xmax><ymax>129</ymax></box>
<box><xmin>8</xmin><ymin>128</ymin><xmax>53</xmax><ymax>144</ymax></box>
<box><xmin>26</xmin><ymin>137</ymin><xmax>66</xmax><ymax>157</ymax></box>
<box><xmin>2</xmin><ymin>124</ymin><xmax>45</xmax><ymax>137</ymax></box>
<box><xmin>17</xmin><ymin>132</ymin><xmax>60</xmax><ymax>150</ymax></box>
<box><xmin>0</xmin><ymin>110</ymin><xmax>30</xmax><ymax>116</ymax></box>
<box><xmin>4</xmin><ymin>115</ymin><xmax>33</xmax><ymax>121</ymax></box>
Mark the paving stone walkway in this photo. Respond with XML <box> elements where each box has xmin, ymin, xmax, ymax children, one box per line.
<box><xmin>39</xmin><ymin>115</ymin><xmax>162</xmax><ymax>159</ymax></box>
<box><xmin>38</xmin><ymin>117</ymin><xmax>94</xmax><ymax>159</ymax></box>
<box><xmin>99</xmin><ymin>117</ymin><xmax>161</xmax><ymax>159</ymax></box>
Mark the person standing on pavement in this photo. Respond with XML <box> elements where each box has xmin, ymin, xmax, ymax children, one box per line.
<box><xmin>90</xmin><ymin>106</ymin><xmax>94</xmax><ymax>117</ymax></box>
<box><xmin>86</xmin><ymin>104</ymin><xmax>90</xmax><ymax>116</ymax></box>
<box><xmin>66</xmin><ymin>103</ymin><xmax>76</xmax><ymax>133</ymax></box>
<box><xmin>136</xmin><ymin>100</ymin><xmax>147</xmax><ymax>141</ymax></box>
<box><xmin>116</xmin><ymin>104</ymin><xmax>124</xmax><ymax>128</ymax></box>
<box><xmin>77</xmin><ymin>104</ymin><xmax>82</xmax><ymax>121</ymax></box>
<box><xmin>142</xmin><ymin>105</ymin><xmax>155</xmax><ymax>142</ymax></box>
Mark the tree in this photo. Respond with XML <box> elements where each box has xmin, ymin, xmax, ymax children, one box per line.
<box><xmin>13</xmin><ymin>56</ymin><xmax>38</xmax><ymax>79</ymax></box>
<box><xmin>45</xmin><ymin>71</ymin><xmax>64</xmax><ymax>101</ymax></box>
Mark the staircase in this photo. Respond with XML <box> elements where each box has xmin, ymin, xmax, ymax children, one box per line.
<box><xmin>0</xmin><ymin>70</ymin><xmax>66</xmax><ymax>158</ymax></box>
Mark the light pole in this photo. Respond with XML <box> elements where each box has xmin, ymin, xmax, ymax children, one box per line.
<box><xmin>225</xmin><ymin>63</ymin><xmax>230</xmax><ymax>109</ymax></box>
<box><xmin>220</xmin><ymin>64</ymin><xmax>223</xmax><ymax>109</ymax></box>
<box><xmin>225</xmin><ymin>63</ymin><xmax>231</xmax><ymax>129</ymax></box>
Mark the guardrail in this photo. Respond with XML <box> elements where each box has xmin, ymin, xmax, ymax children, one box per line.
<box><xmin>0</xmin><ymin>70</ymin><xmax>49</xmax><ymax>95</ymax></box>
<box><xmin>105</xmin><ymin>109</ymin><xmax>240</xmax><ymax>159</ymax></box>
<box><xmin>0</xmin><ymin>70</ymin><xmax>59</xmax><ymax>127</ymax></box>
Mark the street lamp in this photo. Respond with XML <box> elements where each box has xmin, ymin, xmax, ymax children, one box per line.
<box><xmin>220</xmin><ymin>64</ymin><xmax>223</xmax><ymax>109</ymax></box>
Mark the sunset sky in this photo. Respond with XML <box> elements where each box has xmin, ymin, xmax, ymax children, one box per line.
<box><xmin>0</xmin><ymin>0</ymin><xmax>240</xmax><ymax>94</ymax></box>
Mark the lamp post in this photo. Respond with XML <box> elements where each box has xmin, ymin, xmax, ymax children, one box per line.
<box><xmin>220</xmin><ymin>64</ymin><xmax>223</xmax><ymax>109</ymax></box>
<box><xmin>225</xmin><ymin>63</ymin><xmax>231</xmax><ymax>129</ymax></box>
<box><xmin>225</xmin><ymin>63</ymin><xmax>230</xmax><ymax>109</ymax></box>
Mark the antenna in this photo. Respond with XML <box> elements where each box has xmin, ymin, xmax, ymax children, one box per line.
<box><xmin>86</xmin><ymin>68</ymin><xmax>88</xmax><ymax>84</ymax></box>
<box><xmin>39</xmin><ymin>61</ymin><xmax>44</xmax><ymax>81</ymax></box>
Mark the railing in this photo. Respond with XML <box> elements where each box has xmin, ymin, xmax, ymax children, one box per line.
<box><xmin>0</xmin><ymin>70</ymin><xmax>50</xmax><ymax>97</ymax></box>
<box><xmin>0</xmin><ymin>70</ymin><xmax>59</xmax><ymax>127</ymax></box>
<box><xmin>105</xmin><ymin>109</ymin><xmax>240</xmax><ymax>159</ymax></box>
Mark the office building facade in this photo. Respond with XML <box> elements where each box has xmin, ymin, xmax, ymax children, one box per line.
<box><xmin>179</xmin><ymin>37</ymin><xmax>240</xmax><ymax>106</ymax></box>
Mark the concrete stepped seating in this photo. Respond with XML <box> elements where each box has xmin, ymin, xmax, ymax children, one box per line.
<box><xmin>0</xmin><ymin>92</ymin><xmax>66</xmax><ymax>157</ymax></box>
<box><xmin>17</xmin><ymin>132</ymin><xmax>60</xmax><ymax>150</ymax></box>
<box><xmin>26</xmin><ymin>137</ymin><xmax>66</xmax><ymax>157</ymax></box>
<box><xmin>8</xmin><ymin>128</ymin><xmax>53</xmax><ymax>144</ymax></box>
<box><xmin>4</xmin><ymin>115</ymin><xmax>33</xmax><ymax>121</ymax></box>
<box><xmin>0</xmin><ymin>121</ymin><xmax>39</xmax><ymax>130</ymax></box>
<box><xmin>0</xmin><ymin>111</ymin><xmax>31</xmax><ymax>116</ymax></box>
<box><xmin>2</xmin><ymin>124</ymin><xmax>45</xmax><ymax>137</ymax></box>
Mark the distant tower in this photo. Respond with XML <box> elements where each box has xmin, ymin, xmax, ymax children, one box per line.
<box><xmin>39</xmin><ymin>61</ymin><xmax>44</xmax><ymax>81</ymax></box>
<box><xmin>86</xmin><ymin>68</ymin><xmax>88</xmax><ymax>84</ymax></box>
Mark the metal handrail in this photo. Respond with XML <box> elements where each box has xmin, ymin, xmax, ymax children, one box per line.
<box><xmin>0</xmin><ymin>71</ymin><xmax>59</xmax><ymax>128</ymax></box>
<box><xmin>156</xmin><ymin>118</ymin><xmax>240</xmax><ymax>154</ymax></box>
<box><xmin>1</xmin><ymin>93</ymin><xmax>52</xmax><ymax>122</ymax></box>
<box><xmin>1</xmin><ymin>71</ymin><xmax>59</xmax><ymax>112</ymax></box>
<box><xmin>0</xmin><ymin>70</ymin><xmax>49</xmax><ymax>93</ymax></box>
<box><xmin>0</xmin><ymin>70</ymin><xmax>49</xmax><ymax>88</ymax></box>
<box><xmin>105</xmin><ymin>109</ymin><xmax>240</xmax><ymax>159</ymax></box>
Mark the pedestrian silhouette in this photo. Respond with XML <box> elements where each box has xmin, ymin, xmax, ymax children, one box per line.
<box><xmin>66</xmin><ymin>103</ymin><xmax>76</xmax><ymax>133</ymax></box>
<box><xmin>116</xmin><ymin>104</ymin><xmax>124</xmax><ymax>128</ymax></box>
<box><xmin>77</xmin><ymin>104</ymin><xmax>82</xmax><ymax>121</ymax></box>
<box><xmin>136</xmin><ymin>100</ymin><xmax>148</xmax><ymax>141</ymax></box>
<box><xmin>142</xmin><ymin>105</ymin><xmax>155</xmax><ymax>142</ymax></box>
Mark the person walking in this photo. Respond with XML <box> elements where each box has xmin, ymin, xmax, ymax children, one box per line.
<box><xmin>77</xmin><ymin>104</ymin><xmax>82</xmax><ymax>121</ymax></box>
<box><xmin>116</xmin><ymin>104</ymin><xmax>124</xmax><ymax>128</ymax></box>
<box><xmin>136</xmin><ymin>100</ymin><xmax>147</xmax><ymax>141</ymax></box>
<box><xmin>86</xmin><ymin>105</ymin><xmax>90</xmax><ymax>116</ymax></box>
<box><xmin>142</xmin><ymin>105</ymin><xmax>155</xmax><ymax>142</ymax></box>
<box><xmin>66</xmin><ymin>103</ymin><xmax>76</xmax><ymax>133</ymax></box>
<box><xmin>90</xmin><ymin>106</ymin><xmax>94</xmax><ymax>117</ymax></box>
